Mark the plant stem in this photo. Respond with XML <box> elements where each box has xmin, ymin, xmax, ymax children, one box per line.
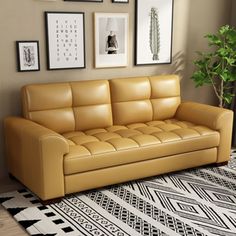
<box><xmin>219</xmin><ymin>73</ymin><xmax>224</xmax><ymax>108</ymax></box>
<box><xmin>219</xmin><ymin>34</ymin><xmax>226</xmax><ymax>108</ymax></box>
<box><xmin>205</xmin><ymin>65</ymin><xmax>222</xmax><ymax>104</ymax></box>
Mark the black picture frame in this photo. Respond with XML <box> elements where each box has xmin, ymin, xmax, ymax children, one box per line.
<box><xmin>135</xmin><ymin>0</ymin><xmax>174</xmax><ymax>66</ymax></box>
<box><xmin>45</xmin><ymin>11</ymin><xmax>86</xmax><ymax>70</ymax></box>
<box><xmin>64</xmin><ymin>0</ymin><xmax>103</xmax><ymax>2</ymax></box>
<box><xmin>112</xmin><ymin>0</ymin><xmax>129</xmax><ymax>3</ymax></box>
<box><xmin>16</xmin><ymin>41</ymin><xmax>40</xmax><ymax>72</ymax></box>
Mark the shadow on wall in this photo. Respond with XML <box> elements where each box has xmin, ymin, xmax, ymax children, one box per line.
<box><xmin>168</xmin><ymin>51</ymin><xmax>186</xmax><ymax>80</ymax></box>
<box><xmin>155</xmin><ymin>51</ymin><xmax>218</xmax><ymax>105</ymax></box>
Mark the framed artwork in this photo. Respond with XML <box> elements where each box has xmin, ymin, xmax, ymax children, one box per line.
<box><xmin>16</xmin><ymin>41</ymin><xmax>40</xmax><ymax>72</ymax></box>
<box><xmin>64</xmin><ymin>0</ymin><xmax>103</xmax><ymax>2</ymax></box>
<box><xmin>94</xmin><ymin>13</ymin><xmax>129</xmax><ymax>68</ymax></box>
<box><xmin>45</xmin><ymin>11</ymin><xmax>86</xmax><ymax>70</ymax></box>
<box><xmin>112</xmin><ymin>0</ymin><xmax>129</xmax><ymax>3</ymax></box>
<box><xmin>135</xmin><ymin>0</ymin><xmax>174</xmax><ymax>66</ymax></box>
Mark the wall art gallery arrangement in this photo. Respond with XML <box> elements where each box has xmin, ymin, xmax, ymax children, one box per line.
<box><xmin>16</xmin><ymin>0</ymin><xmax>173</xmax><ymax>71</ymax></box>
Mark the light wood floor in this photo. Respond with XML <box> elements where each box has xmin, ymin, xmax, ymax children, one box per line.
<box><xmin>0</xmin><ymin>177</ymin><xmax>28</xmax><ymax>235</ymax></box>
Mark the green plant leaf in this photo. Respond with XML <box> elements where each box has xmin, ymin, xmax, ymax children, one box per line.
<box><xmin>205</xmin><ymin>34</ymin><xmax>221</xmax><ymax>46</ymax></box>
<box><xmin>191</xmin><ymin>24</ymin><xmax>236</xmax><ymax>105</ymax></box>
<box><xmin>225</xmin><ymin>57</ymin><xmax>236</xmax><ymax>65</ymax></box>
<box><xmin>219</xmin><ymin>25</ymin><xmax>230</xmax><ymax>35</ymax></box>
<box><xmin>223</xmin><ymin>92</ymin><xmax>233</xmax><ymax>104</ymax></box>
<box><xmin>227</xmin><ymin>73</ymin><xmax>236</xmax><ymax>82</ymax></box>
<box><xmin>217</xmin><ymin>48</ymin><xmax>230</xmax><ymax>57</ymax></box>
<box><xmin>191</xmin><ymin>70</ymin><xmax>211</xmax><ymax>87</ymax></box>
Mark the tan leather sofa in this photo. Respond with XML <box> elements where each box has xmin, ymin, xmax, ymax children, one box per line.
<box><xmin>4</xmin><ymin>75</ymin><xmax>234</xmax><ymax>201</ymax></box>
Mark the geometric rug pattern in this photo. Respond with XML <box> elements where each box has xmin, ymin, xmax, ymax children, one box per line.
<box><xmin>1</xmin><ymin>149</ymin><xmax>236</xmax><ymax>236</ymax></box>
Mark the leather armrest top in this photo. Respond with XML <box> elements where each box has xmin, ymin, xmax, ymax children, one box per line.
<box><xmin>175</xmin><ymin>101</ymin><xmax>233</xmax><ymax>130</ymax></box>
<box><xmin>4</xmin><ymin>116</ymin><xmax>69</xmax><ymax>148</ymax></box>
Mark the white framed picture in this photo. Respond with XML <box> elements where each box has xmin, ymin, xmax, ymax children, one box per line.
<box><xmin>135</xmin><ymin>0</ymin><xmax>173</xmax><ymax>65</ymax></box>
<box><xmin>112</xmin><ymin>0</ymin><xmax>129</xmax><ymax>3</ymax></box>
<box><xmin>45</xmin><ymin>11</ymin><xmax>86</xmax><ymax>70</ymax></box>
<box><xmin>65</xmin><ymin>0</ymin><xmax>103</xmax><ymax>2</ymax></box>
<box><xmin>94</xmin><ymin>13</ymin><xmax>129</xmax><ymax>68</ymax></box>
<box><xmin>16</xmin><ymin>41</ymin><xmax>40</xmax><ymax>72</ymax></box>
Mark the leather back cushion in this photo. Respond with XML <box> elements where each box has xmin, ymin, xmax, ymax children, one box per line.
<box><xmin>71</xmin><ymin>80</ymin><xmax>112</xmax><ymax>131</ymax></box>
<box><xmin>150</xmin><ymin>75</ymin><xmax>181</xmax><ymax>120</ymax></box>
<box><xmin>22</xmin><ymin>80</ymin><xmax>112</xmax><ymax>133</ymax></box>
<box><xmin>110</xmin><ymin>75</ymin><xmax>180</xmax><ymax>125</ymax></box>
<box><xmin>22</xmin><ymin>75</ymin><xmax>180</xmax><ymax>132</ymax></box>
<box><xmin>110</xmin><ymin>77</ymin><xmax>153</xmax><ymax>125</ymax></box>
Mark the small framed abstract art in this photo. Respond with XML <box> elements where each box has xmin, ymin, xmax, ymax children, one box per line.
<box><xmin>112</xmin><ymin>0</ymin><xmax>129</xmax><ymax>3</ymax></box>
<box><xmin>135</xmin><ymin>0</ymin><xmax>174</xmax><ymax>66</ymax></box>
<box><xmin>16</xmin><ymin>41</ymin><xmax>40</xmax><ymax>72</ymax></box>
<box><xmin>45</xmin><ymin>11</ymin><xmax>86</xmax><ymax>70</ymax></box>
<box><xmin>94</xmin><ymin>12</ymin><xmax>129</xmax><ymax>68</ymax></box>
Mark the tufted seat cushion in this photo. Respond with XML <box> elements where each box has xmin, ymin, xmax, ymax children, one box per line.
<box><xmin>63</xmin><ymin>119</ymin><xmax>219</xmax><ymax>175</ymax></box>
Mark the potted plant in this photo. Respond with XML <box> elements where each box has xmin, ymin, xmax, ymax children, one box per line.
<box><xmin>191</xmin><ymin>25</ymin><xmax>236</xmax><ymax>108</ymax></box>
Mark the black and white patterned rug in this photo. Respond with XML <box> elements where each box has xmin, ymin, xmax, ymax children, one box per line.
<box><xmin>1</xmin><ymin>150</ymin><xmax>236</xmax><ymax>236</ymax></box>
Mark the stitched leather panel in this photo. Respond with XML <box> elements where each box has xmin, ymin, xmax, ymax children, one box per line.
<box><xmin>110</xmin><ymin>77</ymin><xmax>153</xmax><ymax>125</ymax></box>
<box><xmin>110</xmin><ymin>77</ymin><xmax>151</xmax><ymax>102</ymax></box>
<box><xmin>22</xmin><ymin>83</ymin><xmax>74</xmax><ymax>133</ymax></box>
<box><xmin>71</xmin><ymin>80</ymin><xmax>113</xmax><ymax>131</ymax></box>
<box><xmin>149</xmin><ymin>75</ymin><xmax>181</xmax><ymax>120</ymax></box>
<box><xmin>63</xmin><ymin>119</ymin><xmax>219</xmax><ymax>175</ymax></box>
<box><xmin>149</xmin><ymin>75</ymin><xmax>180</xmax><ymax>98</ymax></box>
<box><xmin>22</xmin><ymin>83</ymin><xmax>72</xmax><ymax>113</ymax></box>
<box><xmin>151</xmin><ymin>97</ymin><xmax>181</xmax><ymax>120</ymax></box>
<box><xmin>112</xmin><ymin>100</ymin><xmax>153</xmax><ymax>125</ymax></box>
<box><xmin>71</xmin><ymin>80</ymin><xmax>110</xmax><ymax>106</ymax></box>
<box><xmin>28</xmin><ymin>108</ymin><xmax>75</xmax><ymax>134</ymax></box>
<box><xmin>73</xmin><ymin>104</ymin><xmax>113</xmax><ymax>131</ymax></box>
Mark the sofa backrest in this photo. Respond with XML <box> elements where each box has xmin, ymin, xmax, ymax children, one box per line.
<box><xmin>110</xmin><ymin>75</ymin><xmax>180</xmax><ymax>125</ymax></box>
<box><xmin>21</xmin><ymin>75</ymin><xmax>180</xmax><ymax>133</ymax></box>
<box><xmin>21</xmin><ymin>80</ymin><xmax>113</xmax><ymax>133</ymax></box>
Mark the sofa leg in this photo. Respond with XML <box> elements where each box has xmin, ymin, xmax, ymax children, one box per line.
<box><xmin>40</xmin><ymin>197</ymin><xmax>62</xmax><ymax>205</ymax></box>
<box><xmin>215</xmin><ymin>161</ymin><xmax>228</xmax><ymax>167</ymax></box>
<box><xmin>8</xmin><ymin>173</ymin><xmax>19</xmax><ymax>182</ymax></box>
<box><xmin>8</xmin><ymin>173</ymin><xmax>15</xmax><ymax>180</ymax></box>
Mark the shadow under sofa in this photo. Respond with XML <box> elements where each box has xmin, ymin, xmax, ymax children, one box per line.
<box><xmin>4</xmin><ymin>75</ymin><xmax>234</xmax><ymax>201</ymax></box>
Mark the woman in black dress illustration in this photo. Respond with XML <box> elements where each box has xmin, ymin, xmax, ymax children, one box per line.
<box><xmin>105</xmin><ymin>18</ymin><xmax>119</xmax><ymax>54</ymax></box>
<box><xmin>106</xmin><ymin>32</ymin><xmax>118</xmax><ymax>54</ymax></box>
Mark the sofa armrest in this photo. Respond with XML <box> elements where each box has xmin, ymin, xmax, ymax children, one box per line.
<box><xmin>4</xmin><ymin>117</ymin><xmax>69</xmax><ymax>200</ymax></box>
<box><xmin>175</xmin><ymin>101</ymin><xmax>234</xmax><ymax>163</ymax></box>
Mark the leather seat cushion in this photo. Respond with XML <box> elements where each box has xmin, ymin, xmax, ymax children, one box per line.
<box><xmin>63</xmin><ymin>119</ymin><xmax>219</xmax><ymax>175</ymax></box>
